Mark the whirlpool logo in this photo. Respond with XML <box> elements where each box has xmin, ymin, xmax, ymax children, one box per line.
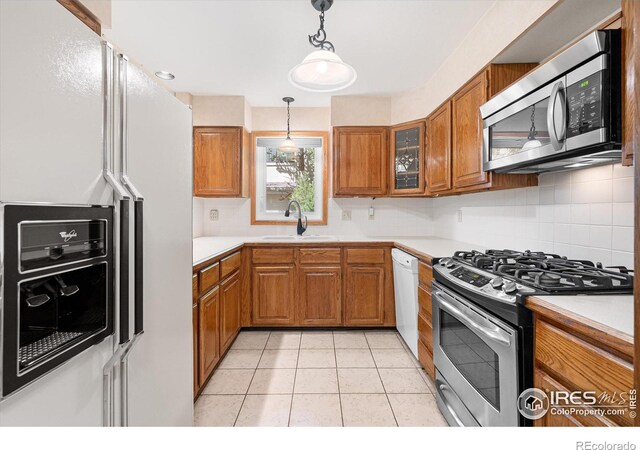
<box><xmin>59</xmin><ymin>230</ymin><xmax>78</xmax><ymax>242</ymax></box>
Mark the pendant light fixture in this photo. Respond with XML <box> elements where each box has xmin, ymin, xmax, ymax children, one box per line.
<box><xmin>522</xmin><ymin>104</ymin><xmax>542</xmax><ymax>150</ymax></box>
<box><xmin>279</xmin><ymin>97</ymin><xmax>299</xmax><ymax>153</ymax></box>
<box><xmin>289</xmin><ymin>0</ymin><xmax>357</xmax><ymax>93</ymax></box>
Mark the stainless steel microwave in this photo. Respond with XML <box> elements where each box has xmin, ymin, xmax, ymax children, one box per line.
<box><xmin>480</xmin><ymin>30</ymin><xmax>621</xmax><ymax>174</ymax></box>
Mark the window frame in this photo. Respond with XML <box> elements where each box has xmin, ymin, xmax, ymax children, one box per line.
<box><xmin>250</xmin><ymin>130</ymin><xmax>329</xmax><ymax>226</ymax></box>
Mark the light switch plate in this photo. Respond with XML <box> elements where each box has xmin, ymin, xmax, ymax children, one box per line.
<box><xmin>457</xmin><ymin>210</ymin><xmax>463</xmax><ymax>223</ymax></box>
<box><xmin>209</xmin><ymin>209</ymin><xmax>219</xmax><ymax>221</ymax></box>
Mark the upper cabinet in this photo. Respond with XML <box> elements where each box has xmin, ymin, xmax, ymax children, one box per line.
<box><xmin>425</xmin><ymin>101</ymin><xmax>452</xmax><ymax>194</ymax></box>
<box><xmin>389</xmin><ymin>120</ymin><xmax>426</xmax><ymax>196</ymax></box>
<box><xmin>426</xmin><ymin>63</ymin><xmax>539</xmax><ymax>195</ymax></box>
<box><xmin>193</xmin><ymin>126</ymin><xmax>250</xmax><ymax>197</ymax></box>
<box><xmin>333</xmin><ymin>127</ymin><xmax>389</xmax><ymax>197</ymax></box>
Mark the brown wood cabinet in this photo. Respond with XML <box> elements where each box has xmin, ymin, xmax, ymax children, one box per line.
<box><xmin>425</xmin><ymin>101</ymin><xmax>452</xmax><ymax>193</ymax></box>
<box><xmin>527</xmin><ymin>296</ymin><xmax>634</xmax><ymax>427</ymax></box>
<box><xmin>251</xmin><ymin>265</ymin><xmax>296</xmax><ymax>325</ymax></box>
<box><xmin>298</xmin><ymin>266</ymin><xmax>342</xmax><ymax>326</ymax></box>
<box><xmin>452</xmin><ymin>71</ymin><xmax>489</xmax><ymax>189</ymax></box>
<box><xmin>192</xmin><ymin>302</ymin><xmax>198</xmax><ymax>396</ymax></box>
<box><xmin>219</xmin><ymin>270</ymin><xmax>241</xmax><ymax>353</ymax></box>
<box><xmin>333</xmin><ymin>127</ymin><xmax>389</xmax><ymax>197</ymax></box>
<box><xmin>417</xmin><ymin>261</ymin><xmax>435</xmax><ymax>381</ymax></box>
<box><xmin>344</xmin><ymin>265</ymin><xmax>386</xmax><ymax>325</ymax></box>
<box><xmin>193</xmin><ymin>127</ymin><xmax>249</xmax><ymax>197</ymax></box>
<box><xmin>389</xmin><ymin>120</ymin><xmax>426</xmax><ymax>196</ymax></box>
<box><xmin>425</xmin><ymin>64</ymin><xmax>539</xmax><ymax>196</ymax></box>
<box><xmin>198</xmin><ymin>287</ymin><xmax>220</xmax><ymax>385</ymax></box>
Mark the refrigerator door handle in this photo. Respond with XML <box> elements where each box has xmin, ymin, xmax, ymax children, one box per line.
<box><xmin>116</xmin><ymin>53</ymin><xmax>145</xmax><ymax>427</ymax></box>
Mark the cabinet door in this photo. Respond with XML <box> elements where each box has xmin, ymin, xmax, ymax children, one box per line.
<box><xmin>198</xmin><ymin>287</ymin><xmax>220</xmax><ymax>384</ymax></box>
<box><xmin>192</xmin><ymin>302</ymin><xmax>199</xmax><ymax>396</ymax></box>
<box><xmin>452</xmin><ymin>71</ymin><xmax>489</xmax><ymax>189</ymax></box>
<box><xmin>252</xmin><ymin>265</ymin><xmax>296</xmax><ymax>325</ymax></box>
<box><xmin>298</xmin><ymin>266</ymin><xmax>342</xmax><ymax>326</ymax></box>
<box><xmin>344</xmin><ymin>266</ymin><xmax>385</xmax><ymax>325</ymax></box>
<box><xmin>426</xmin><ymin>101</ymin><xmax>452</xmax><ymax>193</ymax></box>
<box><xmin>193</xmin><ymin>127</ymin><xmax>243</xmax><ymax>197</ymax></box>
<box><xmin>219</xmin><ymin>271</ymin><xmax>241</xmax><ymax>352</ymax></box>
<box><xmin>390</xmin><ymin>121</ymin><xmax>425</xmax><ymax>195</ymax></box>
<box><xmin>333</xmin><ymin>127</ymin><xmax>388</xmax><ymax>196</ymax></box>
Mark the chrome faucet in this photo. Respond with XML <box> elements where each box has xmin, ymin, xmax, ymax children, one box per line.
<box><xmin>284</xmin><ymin>200</ymin><xmax>308</xmax><ymax>236</ymax></box>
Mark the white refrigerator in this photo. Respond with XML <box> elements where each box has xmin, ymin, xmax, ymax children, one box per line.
<box><xmin>0</xmin><ymin>0</ymin><xmax>193</xmax><ymax>426</ymax></box>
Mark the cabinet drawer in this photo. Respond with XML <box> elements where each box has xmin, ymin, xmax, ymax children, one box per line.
<box><xmin>418</xmin><ymin>312</ymin><xmax>433</xmax><ymax>352</ymax></box>
<box><xmin>199</xmin><ymin>262</ymin><xmax>220</xmax><ymax>294</ymax></box>
<box><xmin>299</xmin><ymin>248</ymin><xmax>341</xmax><ymax>264</ymax></box>
<box><xmin>418</xmin><ymin>285</ymin><xmax>432</xmax><ymax>322</ymax></box>
<box><xmin>252</xmin><ymin>248</ymin><xmax>295</xmax><ymax>264</ymax></box>
<box><xmin>535</xmin><ymin>319</ymin><xmax>633</xmax><ymax>426</ymax></box>
<box><xmin>345</xmin><ymin>248</ymin><xmax>385</xmax><ymax>264</ymax></box>
<box><xmin>192</xmin><ymin>274</ymin><xmax>199</xmax><ymax>304</ymax></box>
<box><xmin>220</xmin><ymin>251</ymin><xmax>241</xmax><ymax>279</ymax></box>
<box><xmin>418</xmin><ymin>339</ymin><xmax>434</xmax><ymax>381</ymax></box>
<box><xmin>418</xmin><ymin>261</ymin><xmax>433</xmax><ymax>289</ymax></box>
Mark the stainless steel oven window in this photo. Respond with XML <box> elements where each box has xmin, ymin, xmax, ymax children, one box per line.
<box><xmin>440</xmin><ymin>309</ymin><xmax>501</xmax><ymax>409</ymax></box>
<box><xmin>432</xmin><ymin>282</ymin><xmax>519</xmax><ymax>426</ymax></box>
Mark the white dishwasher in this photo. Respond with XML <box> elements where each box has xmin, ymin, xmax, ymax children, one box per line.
<box><xmin>391</xmin><ymin>248</ymin><xmax>419</xmax><ymax>358</ymax></box>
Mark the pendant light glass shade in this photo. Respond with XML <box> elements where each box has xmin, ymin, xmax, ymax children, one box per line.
<box><xmin>289</xmin><ymin>50</ymin><xmax>357</xmax><ymax>93</ymax></box>
<box><xmin>278</xmin><ymin>136</ymin><xmax>299</xmax><ymax>153</ymax></box>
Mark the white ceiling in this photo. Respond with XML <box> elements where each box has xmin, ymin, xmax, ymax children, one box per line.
<box><xmin>104</xmin><ymin>0</ymin><xmax>495</xmax><ymax>107</ymax></box>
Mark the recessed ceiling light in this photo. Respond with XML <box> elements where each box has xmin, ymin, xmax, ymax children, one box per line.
<box><xmin>155</xmin><ymin>71</ymin><xmax>175</xmax><ymax>80</ymax></box>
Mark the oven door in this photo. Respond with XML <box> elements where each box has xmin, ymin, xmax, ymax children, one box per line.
<box><xmin>483</xmin><ymin>76</ymin><xmax>568</xmax><ymax>173</ymax></box>
<box><xmin>432</xmin><ymin>282</ymin><xmax>519</xmax><ymax>426</ymax></box>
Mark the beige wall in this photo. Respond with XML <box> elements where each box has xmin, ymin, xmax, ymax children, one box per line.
<box><xmin>251</xmin><ymin>107</ymin><xmax>331</xmax><ymax>132</ymax></box>
<box><xmin>390</xmin><ymin>0</ymin><xmax>559</xmax><ymax>124</ymax></box>
<box><xmin>192</xmin><ymin>95</ymin><xmax>247</xmax><ymax>127</ymax></box>
<box><xmin>331</xmin><ymin>96</ymin><xmax>391</xmax><ymax>126</ymax></box>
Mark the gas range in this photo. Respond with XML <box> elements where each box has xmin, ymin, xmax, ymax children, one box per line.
<box><xmin>431</xmin><ymin>250</ymin><xmax>633</xmax><ymax>427</ymax></box>
<box><xmin>435</xmin><ymin>249</ymin><xmax>634</xmax><ymax>311</ymax></box>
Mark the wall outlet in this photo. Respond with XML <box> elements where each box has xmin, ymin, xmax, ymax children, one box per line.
<box><xmin>457</xmin><ymin>209</ymin><xmax>463</xmax><ymax>223</ymax></box>
<box><xmin>368</xmin><ymin>206</ymin><xmax>375</xmax><ymax>220</ymax></box>
<box><xmin>209</xmin><ymin>209</ymin><xmax>219</xmax><ymax>221</ymax></box>
<box><xmin>342</xmin><ymin>210</ymin><xmax>352</xmax><ymax>221</ymax></box>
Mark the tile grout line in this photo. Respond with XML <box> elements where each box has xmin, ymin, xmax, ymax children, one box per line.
<box><xmin>331</xmin><ymin>331</ymin><xmax>344</xmax><ymax>427</ymax></box>
<box><xmin>232</xmin><ymin>331</ymin><xmax>271</xmax><ymax>427</ymax></box>
<box><xmin>365</xmin><ymin>332</ymin><xmax>399</xmax><ymax>427</ymax></box>
<box><xmin>286</xmin><ymin>332</ymin><xmax>302</xmax><ymax>427</ymax></box>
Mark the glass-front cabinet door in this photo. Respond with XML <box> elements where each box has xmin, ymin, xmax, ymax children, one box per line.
<box><xmin>390</xmin><ymin>120</ymin><xmax>425</xmax><ymax>195</ymax></box>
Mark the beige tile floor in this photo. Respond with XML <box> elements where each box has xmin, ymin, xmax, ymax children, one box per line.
<box><xmin>194</xmin><ymin>330</ymin><xmax>448</xmax><ymax>427</ymax></box>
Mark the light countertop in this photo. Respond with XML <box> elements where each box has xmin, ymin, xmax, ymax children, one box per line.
<box><xmin>527</xmin><ymin>294</ymin><xmax>634</xmax><ymax>338</ymax></box>
<box><xmin>192</xmin><ymin>235</ymin><xmax>485</xmax><ymax>266</ymax></box>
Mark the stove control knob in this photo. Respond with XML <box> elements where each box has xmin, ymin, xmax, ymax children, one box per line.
<box><xmin>502</xmin><ymin>281</ymin><xmax>518</xmax><ymax>295</ymax></box>
<box><xmin>490</xmin><ymin>277</ymin><xmax>503</xmax><ymax>289</ymax></box>
<box><xmin>440</xmin><ymin>258</ymin><xmax>452</xmax><ymax>267</ymax></box>
<box><xmin>445</xmin><ymin>260</ymin><xmax>457</xmax><ymax>269</ymax></box>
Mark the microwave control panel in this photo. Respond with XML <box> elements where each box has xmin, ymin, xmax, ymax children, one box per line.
<box><xmin>567</xmin><ymin>71</ymin><xmax>604</xmax><ymax>138</ymax></box>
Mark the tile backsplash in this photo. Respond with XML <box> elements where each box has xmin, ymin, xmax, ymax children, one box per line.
<box><xmin>431</xmin><ymin>163</ymin><xmax>634</xmax><ymax>268</ymax></box>
<box><xmin>194</xmin><ymin>163</ymin><xmax>634</xmax><ymax>267</ymax></box>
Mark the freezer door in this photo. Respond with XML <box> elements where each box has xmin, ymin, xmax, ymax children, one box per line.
<box><xmin>0</xmin><ymin>0</ymin><xmax>115</xmax><ymax>426</ymax></box>
<box><xmin>0</xmin><ymin>0</ymin><xmax>111</xmax><ymax>206</ymax></box>
<box><xmin>121</xmin><ymin>59</ymin><xmax>194</xmax><ymax>426</ymax></box>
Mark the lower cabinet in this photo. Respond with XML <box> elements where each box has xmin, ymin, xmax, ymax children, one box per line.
<box><xmin>219</xmin><ymin>270</ymin><xmax>241</xmax><ymax>352</ymax></box>
<box><xmin>298</xmin><ymin>266</ymin><xmax>342</xmax><ymax>326</ymax></box>
<box><xmin>192</xmin><ymin>302</ymin><xmax>199</xmax><ymax>396</ymax></box>
<box><xmin>198</xmin><ymin>287</ymin><xmax>220</xmax><ymax>384</ymax></box>
<box><xmin>344</xmin><ymin>265</ymin><xmax>385</xmax><ymax>325</ymax></box>
<box><xmin>417</xmin><ymin>261</ymin><xmax>435</xmax><ymax>381</ymax></box>
<box><xmin>251</xmin><ymin>265</ymin><xmax>296</xmax><ymax>325</ymax></box>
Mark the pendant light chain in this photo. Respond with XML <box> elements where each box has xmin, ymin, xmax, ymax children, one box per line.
<box><xmin>287</xmin><ymin>100</ymin><xmax>291</xmax><ymax>139</ymax></box>
<box><xmin>309</xmin><ymin>6</ymin><xmax>335</xmax><ymax>52</ymax></box>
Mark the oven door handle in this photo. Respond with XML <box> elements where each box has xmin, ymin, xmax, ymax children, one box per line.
<box><xmin>547</xmin><ymin>80</ymin><xmax>567</xmax><ymax>151</ymax></box>
<box><xmin>434</xmin><ymin>290</ymin><xmax>511</xmax><ymax>347</ymax></box>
